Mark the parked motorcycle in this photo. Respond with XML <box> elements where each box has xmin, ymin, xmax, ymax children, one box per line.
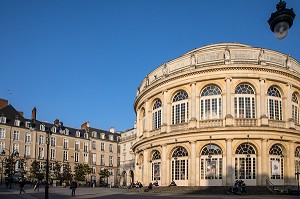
<box><xmin>225</xmin><ymin>179</ymin><xmax>246</xmax><ymax>195</ymax></box>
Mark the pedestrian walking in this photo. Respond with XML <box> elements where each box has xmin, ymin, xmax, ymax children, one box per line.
<box><xmin>34</xmin><ymin>180</ymin><xmax>41</xmax><ymax>191</ymax></box>
<box><xmin>19</xmin><ymin>178</ymin><xmax>26</xmax><ymax>194</ymax></box>
<box><xmin>70</xmin><ymin>180</ymin><xmax>78</xmax><ymax>196</ymax></box>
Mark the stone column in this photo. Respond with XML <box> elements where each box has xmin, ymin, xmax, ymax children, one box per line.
<box><xmin>189</xmin><ymin>82</ymin><xmax>197</xmax><ymax>129</ymax></box>
<box><xmin>161</xmin><ymin>90</ymin><xmax>168</xmax><ymax>133</ymax></box>
<box><xmin>261</xmin><ymin>139</ymin><xmax>268</xmax><ymax>185</ymax></box>
<box><xmin>189</xmin><ymin>141</ymin><xmax>196</xmax><ymax>186</ymax></box>
<box><xmin>288</xmin><ymin>141</ymin><xmax>296</xmax><ymax>185</ymax></box>
<box><xmin>136</xmin><ymin>109</ymin><xmax>141</xmax><ymax>138</ymax></box>
<box><xmin>145</xmin><ymin>100</ymin><xmax>150</xmax><ymax>133</ymax></box>
<box><xmin>286</xmin><ymin>83</ymin><xmax>295</xmax><ymax>128</ymax></box>
<box><xmin>225</xmin><ymin>77</ymin><xmax>233</xmax><ymax>126</ymax></box>
<box><xmin>143</xmin><ymin>149</ymin><xmax>149</xmax><ymax>184</ymax></box>
<box><xmin>167</xmin><ymin>102</ymin><xmax>172</xmax><ymax>133</ymax></box>
<box><xmin>259</xmin><ymin>78</ymin><xmax>268</xmax><ymax>126</ymax></box>
<box><xmin>161</xmin><ymin>144</ymin><xmax>167</xmax><ymax>186</ymax></box>
<box><xmin>226</xmin><ymin>139</ymin><xmax>233</xmax><ymax>186</ymax></box>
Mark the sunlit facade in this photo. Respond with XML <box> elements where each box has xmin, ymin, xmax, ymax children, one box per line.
<box><xmin>132</xmin><ymin>43</ymin><xmax>300</xmax><ymax>187</ymax></box>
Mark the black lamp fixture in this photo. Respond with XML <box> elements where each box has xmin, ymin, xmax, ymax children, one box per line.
<box><xmin>268</xmin><ymin>0</ymin><xmax>296</xmax><ymax>40</ymax></box>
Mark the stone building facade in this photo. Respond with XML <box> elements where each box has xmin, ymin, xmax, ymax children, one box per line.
<box><xmin>0</xmin><ymin>101</ymin><xmax>120</xmax><ymax>186</ymax></box>
<box><xmin>132</xmin><ymin>43</ymin><xmax>300</xmax><ymax>187</ymax></box>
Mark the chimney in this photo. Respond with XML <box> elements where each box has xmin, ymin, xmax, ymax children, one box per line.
<box><xmin>0</xmin><ymin>99</ymin><xmax>8</xmax><ymax>110</ymax></box>
<box><xmin>81</xmin><ymin>121</ymin><xmax>90</xmax><ymax>129</ymax></box>
<box><xmin>109</xmin><ymin>127</ymin><xmax>115</xmax><ymax>133</ymax></box>
<box><xmin>54</xmin><ymin>119</ymin><xmax>59</xmax><ymax>125</ymax></box>
<box><xmin>32</xmin><ymin>107</ymin><xmax>37</xmax><ymax>120</ymax></box>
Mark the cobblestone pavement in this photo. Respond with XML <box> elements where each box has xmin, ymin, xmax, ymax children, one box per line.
<box><xmin>0</xmin><ymin>184</ymin><xmax>298</xmax><ymax>199</ymax></box>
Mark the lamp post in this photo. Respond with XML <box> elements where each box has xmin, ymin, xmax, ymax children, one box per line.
<box><xmin>268</xmin><ymin>0</ymin><xmax>296</xmax><ymax>40</ymax></box>
<box><xmin>296</xmin><ymin>172</ymin><xmax>300</xmax><ymax>194</ymax></box>
<box><xmin>44</xmin><ymin>121</ymin><xmax>64</xmax><ymax>199</ymax></box>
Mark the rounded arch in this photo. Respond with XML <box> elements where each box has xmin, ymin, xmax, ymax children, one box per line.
<box><xmin>167</xmin><ymin>143</ymin><xmax>191</xmax><ymax>159</ymax></box>
<box><xmin>172</xmin><ymin>90</ymin><xmax>189</xmax><ymax>102</ymax></box>
<box><xmin>233</xmin><ymin>140</ymin><xmax>260</xmax><ymax>156</ymax></box>
<box><xmin>172</xmin><ymin>146</ymin><xmax>188</xmax><ymax>158</ymax></box>
<box><xmin>295</xmin><ymin>146</ymin><xmax>300</xmax><ymax>157</ymax></box>
<box><xmin>200</xmin><ymin>84</ymin><xmax>222</xmax><ymax>96</ymax></box>
<box><xmin>235</xmin><ymin>142</ymin><xmax>257</xmax><ymax>155</ymax></box>
<box><xmin>196</xmin><ymin>140</ymin><xmax>225</xmax><ymax>158</ymax></box>
<box><xmin>198</xmin><ymin>81</ymin><xmax>225</xmax><ymax>97</ymax></box>
<box><xmin>150</xmin><ymin>150</ymin><xmax>161</xmax><ymax>160</ymax></box>
<box><xmin>235</xmin><ymin>83</ymin><xmax>256</xmax><ymax>94</ymax></box>
<box><xmin>233</xmin><ymin>80</ymin><xmax>259</xmax><ymax>94</ymax></box>
<box><xmin>267</xmin><ymin>86</ymin><xmax>282</xmax><ymax>98</ymax></box>
<box><xmin>200</xmin><ymin>143</ymin><xmax>223</xmax><ymax>155</ymax></box>
<box><xmin>168</xmin><ymin>88</ymin><xmax>191</xmax><ymax>103</ymax></box>
<box><xmin>151</xmin><ymin>98</ymin><xmax>163</xmax><ymax>110</ymax></box>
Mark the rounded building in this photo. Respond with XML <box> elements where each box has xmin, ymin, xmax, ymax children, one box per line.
<box><xmin>132</xmin><ymin>43</ymin><xmax>300</xmax><ymax>187</ymax></box>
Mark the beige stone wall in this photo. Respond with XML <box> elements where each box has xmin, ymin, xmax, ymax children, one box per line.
<box><xmin>133</xmin><ymin>43</ymin><xmax>300</xmax><ymax>187</ymax></box>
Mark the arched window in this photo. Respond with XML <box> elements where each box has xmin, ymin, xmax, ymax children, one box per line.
<box><xmin>200</xmin><ymin>85</ymin><xmax>222</xmax><ymax>120</ymax></box>
<box><xmin>295</xmin><ymin>147</ymin><xmax>300</xmax><ymax>175</ymax></box>
<box><xmin>151</xmin><ymin>150</ymin><xmax>161</xmax><ymax>181</ymax></box>
<box><xmin>267</xmin><ymin>87</ymin><xmax>282</xmax><ymax>120</ymax></box>
<box><xmin>292</xmin><ymin>93</ymin><xmax>299</xmax><ymax>124</ymax></box>
<box><xmin>172</xmin><ymin>91</ymin><xmax>189</xmax><ymax>124</ymax></box>
<box><xmin>234</xmin><ymin>84</ymin><xmax>256</xmax><ymax>118</ymax></box>
<box><xmin>171</xmin><ymin>147</ymin><xmax>188</xmax><ymax>182</ymax></box>
<box><xmin>152</xmin><ymin>99</ymin><xmax>162</xmax><ymax>130</ymax></box>
<box><xmin>235</xmin><ymin>143</ymin><xmax>256</xmax><ymax>180</ymax></box>
<box><xmin>200</xmin><ymin>144</ymin><xmax>223</xmax><ymax>180</ymax></box>
<box><xmin>269</xmin><ymin>145</ymin><xmax>284</xmax><ymax>180</ymax></box>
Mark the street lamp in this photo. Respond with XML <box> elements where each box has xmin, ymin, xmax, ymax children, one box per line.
<box><xmin>268</xmin><ymin>0</ymin><xmax>296</xmax><ymax>40</ymax></box>
<box><xmin>44</xmin><ymin>121</ymin><xmax>65</xmax><ymax>199</ymax></box>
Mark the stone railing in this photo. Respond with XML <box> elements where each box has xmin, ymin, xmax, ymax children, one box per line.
<box><xmin>268</xmin><ymin>120</ymin><xmax>286</xmax><ymax>128</ymax></box>
<box><xmin>149</xmin><ymin>129</ymin><xmax>161</xmax><ymax>137</ymax></box>
<box><xmin>171</xmin><ymin>123</ymin><xmax>188</xmax><ymax>132</ymax></box>
<box><xmin>199</xmin><ymin>119</ymin><xmax>223</xmax><ymax>128</ymax></box>
<box><xmin>136</xmin><ymin>43</ymin><xmax>300</xmax><ymax>96</ymax></box>
<box><xmin>235</xmin><ymin>118</ymin><xmax>258</xmax><ymax>127</ymax></box>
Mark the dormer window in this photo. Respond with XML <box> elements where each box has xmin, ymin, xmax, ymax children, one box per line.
<box><xmin>92</xmin><ymin>131</ymin><xmax>97</xmax><ymax>138</ymax></box>
<box><xmin>64</xmin><ymin>128</ymin><xmax>69</xmax><ymax>135</ymax></box>
<box><xmin>101</xmin><ymin>134</ymin><xmax>105</xmax><ymax>139</ymax></box>
<box><xmin>84</xmin><ymin>132</ymin><xmax>89</xmax><ymax>139</ymax></box>
<box><xmin>76</xmin><ymin>131</ymin><xmax>80</xmax><ymax>137</ymax></box>
<box><xmin>109</xmin><ymin>135</ymin><xmax>114</xmax><ymax>141</ymax></box>
<box><xmin>14</xmin><ymin>119</ymin><xmax>20</xmax><ymax>127</ymax></box>
<box><xmin>25</xmin><ymin>121</ymin><xmax>31</xmax><ymax>128</ymax></box>
<box><xmin>0</xmin><ymin>116</ymin><xmax>6</xmax><ymax>124</ymax></box>
<box><xmin>40</xmin><ymin>124</ymin><xmax>45</xmax><ymax>131</ymax></box>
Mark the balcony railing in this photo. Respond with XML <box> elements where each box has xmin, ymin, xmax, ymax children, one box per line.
<box><xmin>199</xmin><ymin>119</ymin><xmax>223</xmax><ymax>128</ymax></box>
<box><xmin>269</xmin><ymin>120</ymin><xmax>285</xmax><ymax>128</ymax></box>
<box><xmin>235</xmin><ymin>118</ymin><xmax>257</xmax><ymax>126</ymax></box>
<box><xmin>171</xmin><ymin>123</ymin><xmax>188</xmax><ymax>132</ymax></box>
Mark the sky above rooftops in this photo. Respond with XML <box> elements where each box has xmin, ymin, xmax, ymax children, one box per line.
<box><xmin>0</xmin><ymin>0</ymin><xmax>299</xmax><ymax>132</ymax></box>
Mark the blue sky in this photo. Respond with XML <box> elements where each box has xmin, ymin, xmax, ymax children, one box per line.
<box><xmin>0</xmin><ymin>0</ymin><xmax>299</xmax><ymax>132</ymax></box>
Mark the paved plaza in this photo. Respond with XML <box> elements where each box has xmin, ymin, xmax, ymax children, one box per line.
<box><xmin>0</xmin><ymin>184</ymin><xmax>299</xmax><ymax>199</ymax></box>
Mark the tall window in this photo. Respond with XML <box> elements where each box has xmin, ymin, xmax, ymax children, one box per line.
<box><xmin>38</xmin><ymin>147</ymin><xmax>44</xmax><ymax>159</ymax></box>
<box><xmin>75</xmin><ymin>141</ymin><xmax>80</xmax><ymax>151</ymax></box>
<box><xmin>101</xmin><ymin>143</ymin><xmax>105</xmax><ymax>151</ymax></box>
<box><xmin>292</xmin><ymin>93</ymin><xmax>299</xmax><ymax>124</ymax></box>
<box><xmin>74</xmin><ymin>152</ymin><xmax>79</xmax><ymax>162</ymax></box>
<box><xmin>13</xmin><ymin>130</ymin><xmax>19</xmax><ymax>141</ymax></box>
<box><xmin>84</xmin><ymin>153</ymin><xmax>88</xmax><ymax>163</ymax></box>
<box><xmin>25</xmin><ymin>133</ymin><xmax>31</xmax><ymax>143</ymax></box>
<box><xmin>39</xmin><ymin>135</ymin><xmax>44</xmax><ymax>145</ymax></box>
<box><xmin>152</xmin><ymin>99</ymin><xmax>162</xmax><ymax>129</ymax></box>
<box><xmin>268</xmin><ymin>86</ymin><xmax>282</xmax><ymax>120</ymax></box>
<box><xmin>151</xmin><ymin>150</ymin><xmax>161</xmax><ymax>181</ymax></box>
<box><xmin>50</xmin><ymin>148</ymin><xmax>55</xmax><ymax>160</ymax></box>
<box><xmin>101</xmin><ymin>154</ymin><xmax>105</xmax><ymax>165</ymax></box>
<box><xmin>84</xmin><ymin>142</ymin><xmax>88</xmax><ymax>152</ymax></box>
<box><xmin>50</xmin><ymin>137</ymin><xmax>56</xmax><ymax>147</ymax></box>
<box><xmin>235</xmin><ymin>143</ymin><xmax>256</xmax><ymax>180</ymax></box>
<box><xmin>63</xmin><ymin>139</ymin><xmax>69</xmax><ymax>149</ymax></box>
<box><xmin>24</xmin><ymin>145</ymin><xmax>30</xmax><ymax>157</ymax></box>
<box><xmin>0</xmin><ymin>128</ymin><xmax>5</xmax><ymax>139</ymax></box>
<box><xmin>63</xmin><ymin>151</ymin><xmax>68</xmax><ymax>161</ymax></box>
<box><xmin>234</xmin><ymin>84</ymin><xmax>256</xmax><ymax>118</ymax></box>
<box><xmin>200</xmin><ymin>85</ymin><xmax>222</xmax><ymax>120</ymax></box>
<box><xmin>172</xmin><ymin>91</ymin><xmax>189</xmax><ymax>124</ymax></box>
<box><xmin>109</xmin><ymin>156</ymin><xmax>113</xmax><ymax>166</ymax></box>
<box><xmin>295</xmin><ymin>147</ymin><xmax>300</xmax><ymax>175</ymax></box>
<box><xmin>171</xmin><ymin>147</ymin><xmax>188</xmax><ymax>181</ymax></box>
<box><xmin>269</xmin><ymin>144</ymin><xmax>284</xmax><ymax>179</ymax></box>
<box><xmin>109</xmin><ymin>144</ymin><xmax>113</xmax><ymax>152</ymax></box>
<box><xmin>92</xmin><ymin>141</ymin><xmax>96</xmax><ymax>150</ymax></box>
<box><xmin>200</xmin><ymin>144</ymin><xmax>222</xmax><ymax>179</ymax></box>
<box><xmin>142</xmin><ymin>109</ymin><xmax>146</xmax><ymax>132</ymax></box>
